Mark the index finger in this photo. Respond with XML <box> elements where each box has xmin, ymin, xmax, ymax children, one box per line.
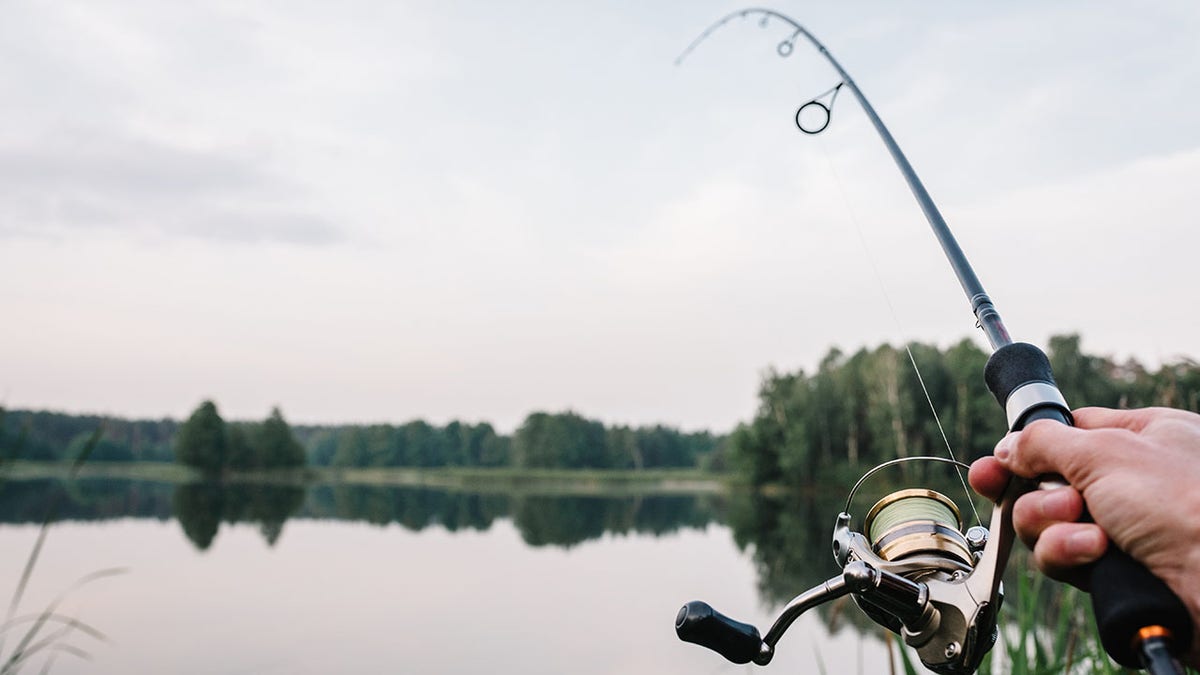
<box><xmin>969</xmin><ymin>455</ymin><xmax>1010</xmax><ymax>502</ymax></box>
<box><xmin>998</xmin><ymin>419</ymin><xmax>1137</xmax><ymax>491</ymax></box>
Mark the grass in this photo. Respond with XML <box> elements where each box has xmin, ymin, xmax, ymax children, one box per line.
<box><xmin>0</xmin><ymin>460</ymin><xmax>729</xmax><ymax>495</ymax></box>
<box><xmin>889</xmin><ymin>565</ymin><xmax>1197</xmax><ymax>674</ymax></box>
<box><xmin>0</xmin><ymin>431</ymin><xmax>125</xmax><ymax>674</ymax></box>
<box><xmin>311</xmin><ymin>465</ymin><xmax>725</xmax><ymax>495</ymax></box>
<box><xmin>1</xmin><ymin>460</ymin><xmax>198</xmax><ymax>484</ymax></box>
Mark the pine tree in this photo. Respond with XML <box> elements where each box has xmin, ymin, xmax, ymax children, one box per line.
<box><xmin>175</xmin><ymin>400</ymin><xmax>228</xmax><ymax>474</ymax></box>
<box><xmin>254</xmin><ymin>407</ymin><xmax>306</xmax><ymax>468</ymax></box>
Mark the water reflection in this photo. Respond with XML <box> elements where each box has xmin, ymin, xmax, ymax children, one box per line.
<box><xmin>0</xmin><ymin>476</ymin><xmax>1088</xmax><ymax>674</ymax></box>
<box><xmin>727</xmin><ymin>489</ymin><xmax>847</xmax><ymax>603</ymax></box>
<box><xmin>0</xmin><ymin>478</ymin><xmax>861</xmax><ymax>633</ymax></box>
<box><xmin>0</xmin><ymin>477</ymin><xmax>982</xmax><ymax>592</ymax></box>
<box><xmin>0</xmin><ymin>479</ymin><xmax>725</xmax><ymax>552</ymax></box>
<box><xmin>173</xmin><ymin>483</ymin><xmax>306</xmax><ymax>549</ymax></box>
<box><xmin>0</xmin><ymin>478</ymin><xmax>174</xmax><ymax>523</ymax></box>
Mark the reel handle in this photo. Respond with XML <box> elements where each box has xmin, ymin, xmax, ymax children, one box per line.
<box><xmin>986</xmin><ymin>343</ymin><xmax>1194</xmax><ymax>668</ymax></box>
<box><xmin>675</xmin><ymin>601</ymin><xmax>765</xmax><ymax>664</ymax></box>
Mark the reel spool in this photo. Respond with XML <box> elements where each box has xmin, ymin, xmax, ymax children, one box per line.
<box><xmin>836</xmin><ymin>456</ymin><xmax>985</xmax><ymax>579</ymax></box>
<box><xmin>864</xmin><ymin>488</ymin><xmax>972</xmax><ymax>568</ymax></box>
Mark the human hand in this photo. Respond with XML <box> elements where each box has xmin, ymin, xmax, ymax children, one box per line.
<box><xmin>969</xmin><ymin>407</ymin><xmax>1200</xmax><ymax>663</ymax></box>
<box><xmin>964</xmin><ymin>403</ymin><xmax>1200</xmax><ymax>662</ymax></box>
<box><xmin>970</xmin><ymin>407</ymin><xmax>1200</xmax><ymax>584</ymax></box>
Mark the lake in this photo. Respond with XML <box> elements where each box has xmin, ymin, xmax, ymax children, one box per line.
<box><xmin>0</xmin><ymin>478</ymin><xmax>898</xmax><ymax>674</ymax></box>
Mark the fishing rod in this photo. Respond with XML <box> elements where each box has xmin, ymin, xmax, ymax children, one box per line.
<box><xmin>671</xmin><ymin>9</ymin><xmax>1192</xmax><ymax>674</ymax></box>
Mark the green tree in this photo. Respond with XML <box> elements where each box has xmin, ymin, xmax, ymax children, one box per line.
<box><xmin>402</xmin><ymin>420</ymin><xmax>441</xmax><ymax>467</ymax></box>
<box><xmin>1048</xmin><ymin>334</ymin><xmax>1121</xmax><ymax>408</ymax></box>
<box><xmin>254</xmin><ymin>407</ymin><xmax>306</xmax><ymax>468</ymax></box>
<box><xmin>226</xmin><ymin>423</ymin><xmax>256</xmax><ymax>470</ymax></box>
<box><xmin>66</xmin><ymin>432</ymin><xmax>132</xmax><ymax>463</ymax></box>
<box><xmin>478</xmin><ymin>428</ymin><xmax>511</xmax><ymax>467</ymax></box>
<box><xmin>331</xmin><ymin>427</ymin><xmax>368</xmax><ymax>467</ymax></box>
<box><xmin>512</xmin><ymin>411</ymin><xmax>607</xmax><ymax>469</ymax></box>
<box><xmin>175</xmin><ymin>400</ymin><xmax>228</xmax><ymax>474</ymax></box>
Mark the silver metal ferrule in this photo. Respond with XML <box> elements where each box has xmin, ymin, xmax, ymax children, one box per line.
<box><xmin>1004</xmin><ymin>382</ymin><xmax>1069</xmax><ymax>430</ymax></box>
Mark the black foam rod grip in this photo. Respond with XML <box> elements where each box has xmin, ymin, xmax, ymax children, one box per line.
<box><xmin>1091</xmin><ymin>546</ymin><xmax>1193</xmax><ymax>667</ymax></box>
<box><xmin>675</xmin><ymin>601</ymin><xmax>763</xmax><ymax>664</ymax></box>
<box><xmin>984</xmin><ymin>343</ymin><xmax>1194</xmax><ymax>667</ymax></box>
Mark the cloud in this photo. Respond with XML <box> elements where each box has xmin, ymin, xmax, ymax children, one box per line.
<box><xmin>183</xmin><ymin>211</ymin><xmax>344</xmax><ymax>246</ymax></box>
<box><xmin>0</xmin><ymin>129</ymin><xmax>344</xmax><ymax>245</ymax></box>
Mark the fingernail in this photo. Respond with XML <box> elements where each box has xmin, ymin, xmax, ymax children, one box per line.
<box><xmin>994</xmin><ymin>432</ymin><xmax>1019</xmax><ymax>461</ymax></box>
<box><xmin>1041</xmin><ymin>488</ymin><xmax>1073</xmax><ymax>516</ymax></box>
<box><xmin>1066</xmin><ymin>528</ymin><xmax>1104</xmax><ymax>561</ymax></box>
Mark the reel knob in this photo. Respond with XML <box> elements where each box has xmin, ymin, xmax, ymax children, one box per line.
<box><xmin>675</xmin><ymin>601</ymin><xmax>768</xmax><ymax>665</ymax></box>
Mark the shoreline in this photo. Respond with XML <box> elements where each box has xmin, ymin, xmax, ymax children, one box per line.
<box><xmin>0</xmin><ymin>460</ymin><xmax>730</xmax><ymax>495</ymax></box>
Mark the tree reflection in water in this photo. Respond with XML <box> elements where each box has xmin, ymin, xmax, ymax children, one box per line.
<box><xmin>302</xmin><ymin>486</ymin><xmax>725</xmax><ymax>548</ymax></box>
<box><xmin>0</xmin><ymin>475</ymin><xmax>1090</xmax><ymax>668</ymax></box>
<box><xmin>172</xmin><ymin>483</ymin><xmax>305</xmax><ymax>549</ymax></box>
<box><xmin>0</xmin><ymin>480</ymin><xmax>728</xmax><ymax>551</ymax></box>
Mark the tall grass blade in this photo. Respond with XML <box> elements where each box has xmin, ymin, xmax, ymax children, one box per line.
<box><xmin>0</xmin><ymin>568</ymin><xmax>125</xmax><ymax>674</ymax></box>
<box><xmin>68</xmin><ymin>428</ymin><xmax>103</xmax><ymax>480</ymax></box>
<box><xmin>0</xmin><ymin>614</ymin><xmax>107</xmax><ymax>642</ymax></box>
<box><xmin>0</xmin><ymin>517</ymin><xmax>52</xmax><ymax>659</ymax></box>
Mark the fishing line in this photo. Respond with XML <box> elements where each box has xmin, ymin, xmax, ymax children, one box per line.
<box><xmin>814</xmin><ymin>135</ymin><xmax>980</xmax><ymax>526</ymax></box>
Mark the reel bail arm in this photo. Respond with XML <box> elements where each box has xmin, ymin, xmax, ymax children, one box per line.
<box><xmin>675</xmin><ymin>561</ymin><xmax>933</xmax><ymax>666</ymax></box>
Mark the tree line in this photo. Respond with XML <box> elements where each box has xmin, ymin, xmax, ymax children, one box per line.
<box><xmin>511</xmin><ymin>411</ymin><xmax>720</xmax><ymax>469</ymax></box>
<box><xmin>730</xmin><ymin>334</ymin><xmax>1200</xmax><ymax>487</ymax></box>
<box><xmin>0</xmin><ymin>404</ymin><xmax>723</xmax><ymax>471</ymax></box>
<box><xmin>5</xmin><ymin>333</ymin><xmax>1192</xmax><ymax>478</ymax></box>
<box><xmin>0</xmin><ymin>408</ymin><xmax>177</xmax><ymax>463</ymax></box>
<box><xmin>293</xmin><ymin>410</ymin><xmax>720</xmax><ymax>470</ymax></box>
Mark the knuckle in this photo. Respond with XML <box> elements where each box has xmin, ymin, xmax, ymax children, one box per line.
<box><xmin>1012</xmin><ymin>492</ymin><xmax>1042</xmax><ymax>527</ymax></box>
<box><xmin>1033</xmin><ymin>523</ymin><xmax>1074</xmax><ymax>570</ymax></box>
<box><xmin>1013</xmin><ymin>420</ymin><xmax>1055</xmax><ymax>466</ymax></box>
<box><xmin>1032</xmin><ymin>541</ymin><xmax>1061</xmax><ymax>575</ymax></box>
<box><xmin>1061</xmin><ymin>428</ymin><xmax>1135</xmax><ymax>485</ymax></box>
<box><xmin>1012</xmin><ymin>494</ymin><xmax>1047</xmax><ymax>545</ymax></box>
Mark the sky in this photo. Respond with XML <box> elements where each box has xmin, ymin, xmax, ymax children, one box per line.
<box><xmin>2</xmin><ymin>1</ymin><xmax>1198</xmax><ymax>433</ymax></box>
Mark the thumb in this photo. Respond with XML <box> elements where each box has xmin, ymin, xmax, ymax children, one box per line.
<box><xmin>993</xmin><ymin>419</ymin><xmax>1125</xmax><ymax>489</ymax></box>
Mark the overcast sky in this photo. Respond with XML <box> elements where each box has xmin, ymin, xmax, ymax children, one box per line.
<box><xmin>2</xmin><ymin>1</ymin><xmax>1197</xmax><ymax>432</ymax></box>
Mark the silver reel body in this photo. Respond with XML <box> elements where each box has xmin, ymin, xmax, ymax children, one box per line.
<box><xmin>676</xmin><ymin>457</ymin><xmax>1020</xmax><ymax>674</ymax></box>
<box><xmin>832</xmin><ymin>504</ymin><xmax>1002</xmax><ymax>674</ymax></box>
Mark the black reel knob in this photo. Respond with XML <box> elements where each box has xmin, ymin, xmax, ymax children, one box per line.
<box><xmin>675</xmin><ymin>600</ymin><xmax>766</xmax><ymax>665</ymax></box>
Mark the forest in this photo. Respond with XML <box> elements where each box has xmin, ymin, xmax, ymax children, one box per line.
<box><xmin>2</xmin><ymin>334</ymin><xmax>1195</xmax><ymax>478</ymax></box>
<box><xmin>728</xmin><ymin>334</ymin><xmax>1200</xmax><ymax>487</ymax></box>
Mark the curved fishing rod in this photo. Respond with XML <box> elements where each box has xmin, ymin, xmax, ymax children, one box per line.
<box><xmin>672</xmin><ymin>9</ymin><xmax>1193</xmax><ymax>675</ymax></box>
<box><xmin>680</xmin><ymin>8</ymin><xmax>1010</xmax><ymax>349</ymax></box>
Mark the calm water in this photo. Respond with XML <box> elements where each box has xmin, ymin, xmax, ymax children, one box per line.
<box><xmin>0</xmin><ymin>479</ymin><xmax>893</xmax><ymax>674</ymax></box>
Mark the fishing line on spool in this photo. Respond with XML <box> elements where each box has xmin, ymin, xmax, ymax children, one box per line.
<box><xmin>844</xmin><ymin>456</ymin><xmax>981</xmax><ymax>569</ymax></box>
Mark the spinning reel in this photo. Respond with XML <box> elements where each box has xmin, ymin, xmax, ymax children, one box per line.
<box><xmin>676</xmin><ymin>457</ymin><xmax>1014</xmax><ymax>674</ymax></box>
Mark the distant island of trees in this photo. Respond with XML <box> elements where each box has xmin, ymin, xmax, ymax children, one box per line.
<box><xmin>2</xmin><ymin>334</ymin><xmax>1195</xmax><ymax>479</ymax></box>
